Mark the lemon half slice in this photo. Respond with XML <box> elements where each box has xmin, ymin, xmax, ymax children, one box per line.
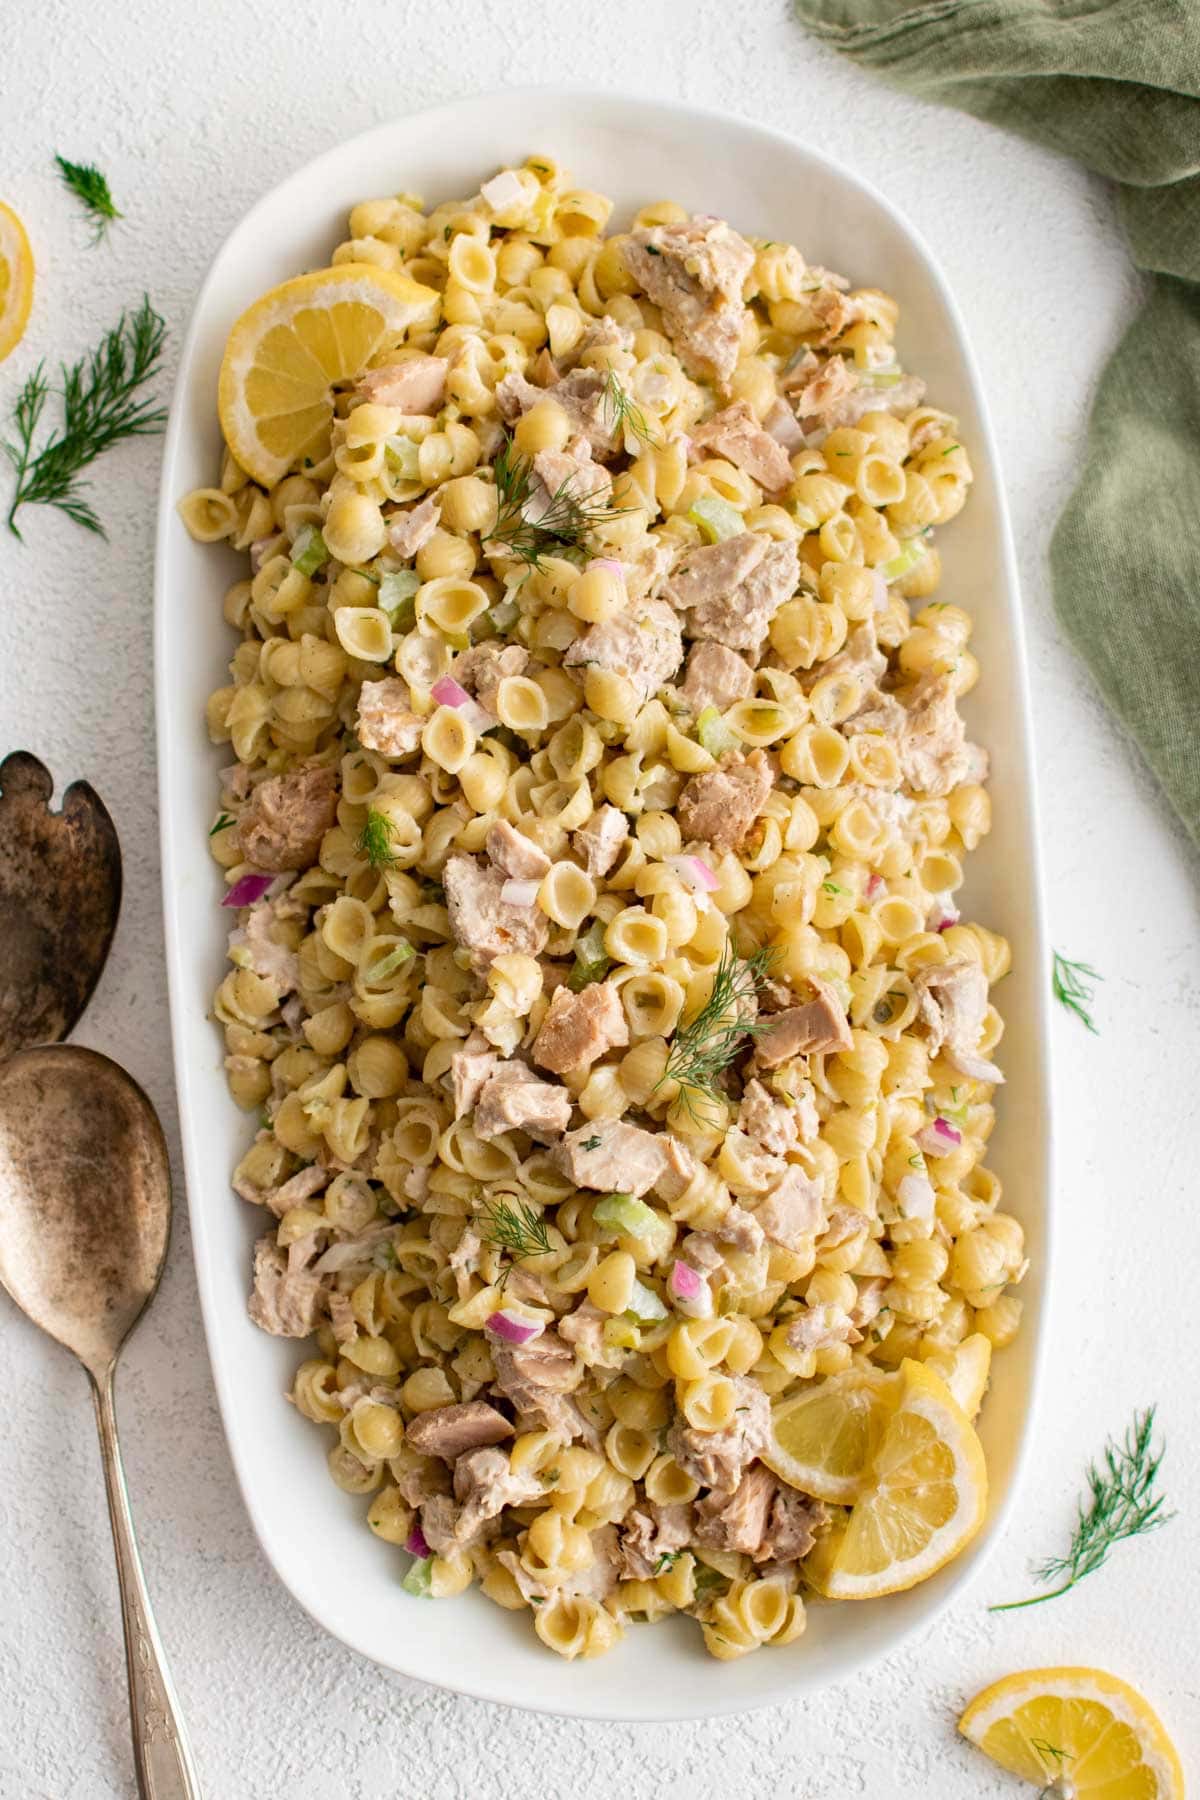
<box><xmin>765</xmin><ymin>1366</ymin><xmax>898</xmax><ymax>1504</ymax></box>
<box><xmin>0</xmin><ymin>200</ymin><xmax>35</xmax><ymax>363</ymax></box>
<box><xmin>960</xmin><ymin>1666</ymin><xmax>1184</xmax><ymax>1798</ymax></box>
<box><xmin>217</xmin><ymin>263</ymin><xmax>439</xmax><ymax>486</ymax></box>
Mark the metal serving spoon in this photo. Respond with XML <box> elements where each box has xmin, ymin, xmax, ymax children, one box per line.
<box><xmin>0</xmin><ymin>750</ymin><xmax>122</xmax><ymax>1060</ymax></box>
<box><xmin>0</xmin><ymin>1044</ymin><xmax>201</xmax><ymax>1799</ymax></box>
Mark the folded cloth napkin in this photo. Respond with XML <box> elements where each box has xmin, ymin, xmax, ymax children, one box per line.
<box><xmin>794</xmin><ymin>0</ymin><xmax>1200</xmax><ymax>844</ymax></box>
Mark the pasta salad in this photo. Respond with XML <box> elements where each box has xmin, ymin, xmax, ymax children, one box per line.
<box><xmin>181</xmin><ymin>157</ymin><xmax>1023</xmax><ymax>1663</ymax></box>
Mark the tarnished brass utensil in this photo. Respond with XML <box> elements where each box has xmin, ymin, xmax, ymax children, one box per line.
<box><xmin>0</xmin><ymin>750</ymin><xmax>122</xmax><ymax>1059</ymax></box>
<box><xmin>0</xmin><ymin>1044</ymin><xmax>201</xmax><ymax>1799</ymax></box>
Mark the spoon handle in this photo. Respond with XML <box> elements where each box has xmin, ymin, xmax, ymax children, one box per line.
<box><xmin>92</xmin><ymin>1366</ymin><xmax>203</xmax><ymax>1800</ymax></box>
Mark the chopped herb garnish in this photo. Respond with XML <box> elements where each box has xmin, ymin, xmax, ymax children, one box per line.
<box><xmin>602</xmin><ymin>371</ymin><xmax>658</xmax><ymax>447</ymax></box>
<box><xmin>941</xmin><ymin>442</ymin><xmax>961</xmax><ymax>455</ymax></box>
<box><xmin>485</xmin><ymin>431</ymin><xmax>627</xmax><ymax>570</ymax></box>
<box><xmin>5</xmin><ymin>295</ymin><xmax>167</xmax><ymax>538</ymax></box>
<box><xmin>54</xmin><ymin>154</ymin><xmax>122</xmax><ymax>240</ymax></box>
<box><xmin>580</xmin><ymin>1134</ymin><xmax>603</xmax><ymax>1152</ymax></box>
<box><xmin>477</xmin><ymin>1197</ymin><xmax>552</xmax><ymax>1287</ymax></box>
<box><xmin>645</xmin><ymin>244</ymin><xmax>662</xmax><ymax>257</ymax></box>
<box><xmin>1052</xmin><ymin>951</ymin><xmax>1102</xmax><ymax>1034</ymax></box>
<box><xmin>208</xmin><ymin>812</ymin><xmax>235</xmax><ymax>836</ymax></box>
<box><xmin>820</xmin><ymin>879</ymin><xmax>845</xmax><ymax>896</ymax></box>
<box><xmin>356</xmin><ymin>809</ymin><xmax>398</xmax><ymax>869</ymax></box>
<box><xmin>443</xmin><ymin>224</ymin><xmax>452</xmax><ymax>241</ymax></box>
<box><xmin>991</xmin><ymin>1407</ymin><xmax>1173</xmax><ymax>1611</ymax></box>
<box><xmin>654</xmin><ymin>1550</ymin><xmax>683</xmax><ymax>1574</ymax></box>
<box><xmin>658</xmin><ymin>942</ymin><xmax>777</xmax><ymax>1122</ymax></box>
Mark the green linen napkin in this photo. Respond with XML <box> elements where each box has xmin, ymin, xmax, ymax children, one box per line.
<box><xmin>793</xmin><ymin>0</ymin><xmax>1200</xmax><ymax>845</ymax></box>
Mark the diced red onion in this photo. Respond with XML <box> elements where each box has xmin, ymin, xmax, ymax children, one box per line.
<box><xmin>221</xmin><ymin>872</ymin><xmax>273</xmax><ymax>909</ymax></box>
<box><xmin>871</xmin><ymin>570</ymin><xmax>889</xmax><ymax>613</ymax></box>
<box><xmin>668</xmin><ymin>1259</ymin><xmax>702</xmax><ymax>1301</ymax></box>
<box><xmin>586</xmin><ymin>557</ymin><xmax>625</xmax><ymax>577</ymax></box>
<box><xmin>667</xmin><ymin>854</ymin><xmax>718</xmax><ymax>895</ymax></box>
<box><xmin>486</xmin><ymin>1310</ymin><xmax>544</xmax><ymax>1346</ymax></box>
<box><xmin>933</xmin><ymin>1115</ymin><xmax>962</xmax><ymax>1145</ymax></box>
<box><xmin>500</xmin><ymin>878</ymin><xmax>540</xmax><ymax>908</ymax></box>
<box><xmin>935</xmin><ymin>910</ymin><xmax>959</xmax><ymax>933</ymax></box>
<box><xmin>866</xmin><ymin>873</ymin><xmax>884</xmax><ymax>900</ymax></box>
<box><xmin>431</xmin><ymin>676</ymin><xmax>471</xmax><ymax>708</ymax></box>
<box><xmin>916</xmin><ymin>1117</ymin><xmax>962</xmax><ymax>1156</ymax></box>
<box><xmin>405</xmin><ymin>1525</ymin><xmax>430</xmax><ymax>1557</ymax></box>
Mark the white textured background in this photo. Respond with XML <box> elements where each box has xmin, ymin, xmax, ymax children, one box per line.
<box><xmin>2</xmin><ymin>2</ymin><xmax>1198</xmax><ymax>1796</ymax></box>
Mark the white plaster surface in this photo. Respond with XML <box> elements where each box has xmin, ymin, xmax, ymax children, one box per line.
<box><xmin>1</xmin><ymin>3</ymin><xmax>1198</xmax><ymax>1795</ymax></box>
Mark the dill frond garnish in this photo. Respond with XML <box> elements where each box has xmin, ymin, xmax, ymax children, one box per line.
<box><xmin>477</xmin><ymin>1197</ymin><xmax>552</xmax><ymax>1288</ymax></box>
<box><xmin>991</xmin><ymin>1407</ymin><xmax>1173</xmax><ymax>1611</ymax></box>
<box><xmin>356</xmin><ymin>809</ymin><xmax>398</xmax><ymax>869</ymax></box>
<box><xmin>485</xmin><ymin>430</ymin><xmax>626</xmax><ymax>569</ymax></box>
<box><xmin>602</xmin><ymin>371</ymin><xmax>658</xmax><ymax>447</ymax></box>
<box><xmin>54</xmin><ymin>155</ymin><xmax>122</xmax><ymax>239</ymax></box>
<box><xmin>658</xmin><ymin>942</ymin><xmax>777</xmax><ymax>1121</ymax></box>
<box><xmin>209</xmin><ymin>812</ymin><xmax>236</xmax><ymax>837</ymax></box>
<box><xmin>4</xmin><ymin>295</ymin><xmax>167</xmax><ymax>538</ymax></box>
<box><xmin>1052</xmin><ymin>950</ymin><xmax>1102</xmax><ymax>1034</ymax></box>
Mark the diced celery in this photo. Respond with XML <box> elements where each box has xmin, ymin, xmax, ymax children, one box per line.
<box><xmin>290</xmin><ymin>525</ymin><xmax>328</xmax><ymax>577</ymax></box>
<box><xmin>687</xmin><ymin>495</ymin><xmax>744</xmax><ymax>544</ymax></box>
<box><xmin>379</xmin><ymin>569</ymin><xmax>420</xmax><ymax>629</ymax></box>
<box><xmin>364</xmin><ymin>941</ymin><xmax>415</xmax><ymax>983</ymax></box>
<box><xmin>593</xmin><ymin>1193</ymin><xmax>660</xmax><ymax>1239</ymax></box>
<box><xmin>858</xmin><ymin>368</ymin><xmax>903</xmax><ymax>389</ymax></box>
<box><xmin>881</xmin><ymin>537</ymin><xmax>928</xmax><ymax>582</ymax></box>
<box><xmin>385</xmin><ymin>435</ymin><xmax>422</xmax><ymax>481</ymax></box>
<box><xmin>402</xmin><ymin>1555</ymin><xmax>434</xmax><ymax>1596</ymax></box>
<box><xmin>566</xmin><ymin>920</ymin><xmax>610</xmax><ymax>993</ymax></box>
<box><xmin>625</xmin><ymin>1278</ymin><xmax>669</xmax><ymax>1324</ymax></box>
<box><xmin>603</xmin><ymin>1315</ymin><xmax>641</xmax><ymax>1350</ymax></box>
<box><xmin>695</xmin><ymin>706</ymin><xmax>740</xmax><ymax>758</ymax></box>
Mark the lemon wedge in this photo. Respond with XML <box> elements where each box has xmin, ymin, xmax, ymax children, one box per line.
<box><xmin>959</xmin><ymin>1666</ymin><xmax>1184</xmax><ymax>1797</ymax></box>
<box><xmin>765</xmin><ymin>1366</ymin><xmax>898</xmax><ymax>1504</ymax></box>
<box><xmin>217</xmin><ymin>264</ymin><xmax>439</xmax><ymax>487</ymax></box>
<box><xmin>0</xmin><ymin>200</ymin><xmax>34</xmax><ymax>363</ymax></box>
<box><xmin>803</xmin><ymin>1359</ymin><xmax>987</xmax><ymax>1599</ymax></box>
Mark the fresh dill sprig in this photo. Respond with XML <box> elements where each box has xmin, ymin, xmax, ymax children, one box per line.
<box><xmin>477</xmin><ymin>1197</ymin><xmax>552</xmax><ymax>1288</ymax></box>
<box><xmin>209</xmin><ymin>812</ymin><xmax>236</xmax><ymax>837</ymax></box>
<box><xmin>356</xmin><ymin>809</ymin><xmax>398</xmax><ymax>869</ymax></box>
<box><xmin>991</xmin><ymin>1407</ymin><xmax>1173</xmax><ymax>1612</ymax></box>
<box><xmin>658</xmin><ymin>942</ymin><xmax>777</xmax><ymax>1121</ymax></box>
<box><xmin>54</xmin><ymin>154</ymin><xmax>122</xmax><ymax>240</ymax></box>
<box><xmin>602</xmin><ymin>371</ymin><xmax>657</xmax><ymax>447</ymax></box>
<box><xmin>485</xmin><ymin>431</ymin><xmax>626</xmax><ymax>569</ymax></box>
<box><xmin>4</xmin><ymin>295</ymin><xmax>167</xmax><ymax>539</ymax></box>
<box><xmin>1052</xmin><ymin>950</ymin><xmax>1102</xmax><ymax>1034</ymax></box>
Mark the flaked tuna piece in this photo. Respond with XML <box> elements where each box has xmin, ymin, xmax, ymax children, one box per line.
<box><xmin>653</xmin><ymin>1134</ymin><xmax>697</xmax><ymax>1202</ymax></box>
<box><xmin>753</xmin><ymin>977</ymin><xmax>853</xmax><ymax>1065</ymax></box>
<box><xmin>573</xmin><ymin>803</ymin><xmax>628</xmax><ymax>878</ymax></box>
<box><xmin>805</xmin><ymin>623</ymin><xmax>887</xmax><ymax>696</ymax></box>
<box><xmin>913</xmin><ymin>959</ymin><xmax>1004</xmax><ymax>1084</ymax></box>
<box><xmin>785</xmin><ymin>1302</ymin><xmax>861</xmax><ymax>1354</ymax></box>
<box><xmin>491</xmin><ymin>1334</ymin><xmax>592</xmax><ymax>1446</ymax></box>
<box><xmin>256</xmin><ymin>1163</ymin><xmax>328</xmax><ymax>1221</ymax></box>
<box><xmin>450</xmin><ymin>641</ymin><xmax>529</xmax><ymax>716</ymax></box>
<box><xmin>695</xmin><ymin>1463</ymin><xmax>775</xmax><ymax>1555</ymax></box>
<box><xmin>486</xmin><ymin>818</ymin><xmax>551</xmax><ymax>882</ymax></box>
<box><xmin>563</xmin><ymin>597</ymin><xmax>683</xmax><ymax>703</ymax></box>
<box><xmin>498</xmin><ymin>1524</ymin><xmax>621</xmax><ymax>1605</ymax></box>
<box><xmin>762</xmin><ymin>396</ymin><xmax>806</xmax><ymax>453</ymax></box>
<box><xmin>392</xmin><ymin>1451</ymin><xmax>450</xmax><ymax>1508</ymax></box>
<box><xmin>356</xmin><ymin>676</ymin><xmax>424</xmax><ymax>758</ymax></box>
<box><xmin>495</xmin><ymin>367</ymin><xmax>621</xmax><ymax>459</ymax></box>
<box><xmin>621</xmin><ymin>532</ymin><xmax>677</xmax><ymax>602</ymax></box>
<box><xmin>228</xmin><ymin>896</ymin><xmax>300</xmax><ymax>995</ymax></box>
<box><xmin>849</xmin><ymin>1276</ymin><xmax>888</xmax><ymax>1331</ymax></box>
<box><xmin>822</xmin><ymin>372</ymin><xmax>927</xmax><ymax>434</ymax></box>
<box><xmin>420</xmin><ymin>1448</ymin><xmax>542</xmax><ymax>1552</ymax></box>
<box><xmin>443</xmin><ymin>852</ymin><xmax>549</xmax><ymax>972</ymax></box>
<box><xmin>386</xmin><ymin>493</ymin><xmax>441</xmax><ymax>558</ymax></box>
<box><xmin>527</xmin><ymin>435</ymin><xmax>612</xmax><ymax>518</ymax></box>
<box><xmin>678</xmin><ymin>641</ymin><xmax>754</xmax><ymax>715</ymax></box>
<box><xmin>552</xmin><ymin>1120</ymin><xmax>679</xmax><ymax>1197</ymax></box>
<box><xmin>574</xmin><ymin>314</ymin><xmax>636</xmax><ymax>359</ymax></box>
<box><xmin>737</xmin><ymin>1079</ymin><xmax>800</xmax><ymax>1157</ymax></box>
<box><xmin>623</xmin><ymin>215</ymin><xmax>755</xmax><ymax>385</ymax></box>
<box><xmin>662</xmin><ymin>533</ymin><xmax>799</xmax><ymax>658</ymax></box>
<box><xmin>532</xmin><ymin>980</ymin><xmax>628</xmax><ymax>1075</ymax></box>
<box><xmin>787</xmin><ymin>352</ymin><xmax>858</xmax><ymax>417</ymax></box>
<box><xmin>754</xmin><ymin>1167</ymin><xmax>827</xmax><ymax>1249</ymax></box>
<box><xmin>328</xmin><ymin>1291</ymin><xmax>358</xmax><ymax>1349</ymax></box>
<box><xmin>668</xmin><ymin>1375</ymin><xmax>771</xmax><ymax>1491</ymax></box>
<box><xmin>760</xmin><ymin>1488</ymin><xmax>828</xmax><ymax>1562</ymax></box>
<box><xmin>450</xmin><ymin>1029</ymin><xmax>499</xmax><ymax>1118</ymax></box>
<box><xmin>677</xmin><ymin>750</ymin><xmax>773</xmax><ymax>851</ymax></box>
<box><xmin>449</xmin><ymin>1227</ymin><xmax>484</xmax><ymax>1301</ymax></box>
<box><xmin>238</xmin><ymin>762</ymin><xmax>337</xmax><ymax>872</ymax></box>
<box><xmin>247</xmin><ymin>1236</ymin><xmax>326</xmax><ymax>1337</ymax></box>
<box><xmin>896</xmin><ymin>670</ymin><xmax>988</xmax><ymax>797</ymax></box>
<box><xmin>690</xmin><ymin>400</ymin><xmax>794</xmax><ymax>495</ymax></box>
<box><xmin>404</xmin><ymin>1399</ymin><xmax>514</xmax><ymax>1459</ymax></box>
<box><xmin>558</xmin><ymin>1300</ymin><xmax>626</xmax><ymax>1369</ymax></box>
<box><xmin>616</xmin><ymin>1502</ymin><xmax>694</xmax><ymax>1580</ymax></box>
<box><xmin>473</xmin><ymin>1061</ymin><xmax>572</xmax><ymax>1141</ymax></box>
<box><xmin>713</xmin><ymin>1203</ymin><xmax>765</xmax><ymax>1254</ymax></box>
<box><xmin>357</xmin><ymin>353</ymin><xmax>447</xmax><ymax>413</ymax></box>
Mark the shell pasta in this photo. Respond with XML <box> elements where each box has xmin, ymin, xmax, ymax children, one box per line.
<box><xmin>184</xmin><ymin>157</ymin><xmax>1021</xmax><ymax>1662</ymax></box>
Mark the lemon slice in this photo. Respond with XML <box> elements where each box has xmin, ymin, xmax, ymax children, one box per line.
<box><xmin>764</xmin><ymin>1366</ymin><xmax>898</xmax><ymax>1503</ymax></box>
<box><xmin>804</xmin><ymin>1359</ymin><xmax>987</xmax><ymax>1599</ymax></box>
<box><xmin>959</xmin><ymin>1667</ymin><xmax>1184</xmax><ymax>1798</ymax></box>
<box><xmin>0</xmin><ymin>200</ymin><xmax>34</xmax><ymax>363</ymax></box>
<box><xmin>924</xmin><ymin>1332</ymin><xmax>992</xmax><ymax>1421</ymax></box>
<box><xmin>217</xmin><ymin>264</ymin><xmax>439</xmax><ymax>486</ymax></box>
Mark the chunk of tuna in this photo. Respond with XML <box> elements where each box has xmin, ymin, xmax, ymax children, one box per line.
<box><xmin>357</xmin><ymin>353</ymin><xmax>447</xmax><ymax>413</ymax></box>
<box><xmin>473</xmin><ymin>1062</ymin><xmax>572</xmax><ymax>1142</ymax></box>
<box><xmin>563</xmin><ymin>597</ymin><xmax>683</xmax><ymax>703</ymax></box>
<box><xmin>678</xmin><ymin>750</ymin><xmax>773</xmax><ymax>851</ymax></box>
<box><xmin>896</xmin><ymin>671</ymin><xmax>986</xmax><ymax>797</ymax></box>
<box><xmin>443</xmin><ymin>853</ymin><xmax>549</xmax><ymax>972</ymax></box>
<box><xmin>624</xmin><ymin>215</ymin><xmax>755</xmax><ymax>385</ymax></box>
<box><xmin>558</xmin><ymin>1300</ymin><xmax>626</xmax><ymax>1369</ymax></box>
<box><xmin>404</xmin><ymin>1400</ymin><xmax>514</xmax><ymax>1459</ymax></box>
<box><xmin>491</xmin><ymin>1335</ymin><xmax>591</xmax><ymax>1445</ymax></box>
<box><xmin>450</xmin><ymin>641</ymin><xmax>529</xmax><ymax>716</ymax></box>
<box><xmin>356</xmin><ymin>677</ymin><xmax>425</xmax><ymax>758</ymax></box>
<box><xmin>785</xmin><ymin>1303</ymin><xmax>861</xmax><ymax>1354</ymax></box>
<box><xmin>760</xmin><ymin>1488</ymin><xmax>828</xmax><ymax>1563</ymax></box>
<box><xmin>486</xmin><ymin>818</ymin><xmax>551</xmax><ymax>881</ymax></box>
<box><xmin>667</xmin><ymin>1375</ymin><xmax>771</xmax><ymax>1491</ymax></box>
<box><xmin>762</xmin><ymin>396</ymin><xmax>806</xmax><ymax>453</ymax></box>
<box><xmin>532</xmin><ymin>980</ymin><xmax>629</xmax><ymax>1075</ymax></box>
<box><xmin>495</xmin><ymin>367</ymin><xmax>620</xmax><ymax>459</ymax></box>
<box><xmin>805</xmin><ymin>622</ymin><xmax>887</xmax><ymax>696</ymax></box>
<box><xmin>816</xmin><ymin>371</ymin><xmax>927</xmax><ymax>434</ymax></box>
<box><xmin>528</xmin><ymin>435</ymin><xmax>612</xmax><ymax>516</ymax></box>
<box><xmin>552</xmin><ymin>1120</ymin><xmax>677</xmax><ymax>1196</ymax></box>
<box><xmin>678</xmin><ymin>641</ymin><xmax>754</xmax><ymax>715</ymax></box>
<box><xmin>737</xmin><ymin>1078</ymin><xmax>800</xmax><ymax>1157</ymax></box>
<box><xmin>662</xmin><ymin>533</ymin><xmax>798</xmax><ymax>657</ymax></box>
<box><xmin>753</xmin><ymin>977</ymin><xmax>853</xmax><ymax>1064</ymax></box>
<box><xmin>616</xmin><ymin>1503</ymin><xmax>694</xmax><ymax>1580</ymax></box>
<box><xmin>228</xmin><ymin>895</ymin><xmax>300</xmax><ymax>995</ymax></box>
<box><xmin>257</xmin><ymin>1163</ymin><xmax>328</xmax><ymax>1222</ymax></box>
<box><xmin>694</xmin><ymin>1463</ymin><xmax>775</xmax><ymax>1555</ymax></box>
<box><xmin>424</xmin><ymin>1446</ymin><xmax>542</xmax><ymax>1549</ymax></box>
<box><xmin>238</xmin><ymin>763</ymin><xmax>337</xmax><ymax>872</ymax></box>
<box><xmin>754</xmin><ymin>1167</ymin><xmax>827</xmax><ymax>1249</ymax></box>
<box><xmin>713</xmin><ymin>1202</ymin><xmax>765</xmax><ymax>1254</ymax></box>
<box><xmin>690</xmin><ymin>400</ymin><xmax>794</xmax><ymax>495</ymax></box>
<box><xmin>573</xmin><ymin>804</ymin><xmax>628</xmax><ymax>878</ymax></box>
<box><xmin>913</xmin><ymin>958</ymin><xmax>1003</xmax><ymax>1084</ymax></box>
<box><xmin>247</xmin><ymin>1236</ymin><xmax>326</xmax><ymax>1337</ymax></box>
<box><xmin>450</xmin><ymin>1029</ymin><xmax>499</xmax><ymax>1118</ymax></box>
<box><xmin>386</xmin><ymin>493</ymin><xmax>441</xmax><ymax>558</ymax></box>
